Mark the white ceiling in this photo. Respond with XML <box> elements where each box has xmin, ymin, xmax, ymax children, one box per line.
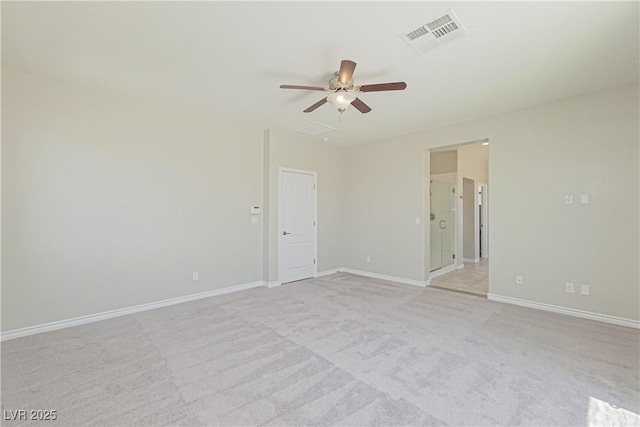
<box><xmin>3</xmin><ymin>1</ymin><xmax>639</xmax><ymax>146</ymax></box>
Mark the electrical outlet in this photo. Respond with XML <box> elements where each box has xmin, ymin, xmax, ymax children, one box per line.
<box><xmin>366</xmin><ymin>256</ymin><xmax>371</xmax><ymax>263</ymax></box>
<box><xmin>564</xmin><ymin>195</ymin><xmax>573</xmax><ymax>205</ymax></box>
<box><xmin>580</xmin><ymin>284</ymin><xmax>590</xmax><ymax>295</ymax></box>
<box><xmin>565</xmin><ymin>282</ymin><xmax>574</xmax><ymax>293</ymax></box>
<box><xmin>516</xmin><ymin>275</ymin><xmax>524</xmax><ymax>285</ymax></box>
<box><xmin>193</xmin><ymin>272</ymin><xmax>199</xmax><ymax>281</ymax></box>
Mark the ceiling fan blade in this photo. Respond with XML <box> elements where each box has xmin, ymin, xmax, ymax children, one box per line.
<box><xmin>280</xmin><ymin>85</ymin><xmax>327</xmax><ymax>91</ymax></box>
<box><xmin>358</xmin><ymin>82</ymin><xmax>407</xmax><ymax>92</ymax></box>
<box><xmin>303</xmin><ymin>97</ymin><xmax>328</xmax><ymax>113</ymax></box>
<box><xmin>338</xmin><ymin>60</ymin><xmax>357</xmax><ymax>85</ymax></box>
<box><xmin>351</xmin><ymin>97</ymin><xmax>372</xmax><ymax>114</ymax></box>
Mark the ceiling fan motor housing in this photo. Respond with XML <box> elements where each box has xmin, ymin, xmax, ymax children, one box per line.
<box><xmin>329</xmin><ymin>72</ymin><xmax>354</xmax><ymax>91</ymax></box>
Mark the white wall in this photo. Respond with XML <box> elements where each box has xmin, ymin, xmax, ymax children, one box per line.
<box><xmin>262</xmin><ymin>131</ymin><xmax>271</xmax><ymax>282</ymax></box>
<box><xmin>343</xmin><ymin>134</ymin><xmax>427</xmax><ymax>282</ymax></box>
<box><xmin>484</xmin><ymin>85</ymin><xmax>638</xmax><ymax>321</ymax></box>
<box><xmin>430</xmin><ymin>150</ymin><xmax>457</xmax><ymax>174</ymax></box>
<box><xmin>3</xmin><ymin>66</ymin><xmax>638</xmax><ymax>331</ymax></box>
<box><xmin>457</xmin><ymin>143</ymin><xmax>489</xmax><ymax>184</ymax></box>
<box><xmin>264</xmin><ymin>129</ymin><xmax>343</xmax><ymax>283</ymax></box>
<box><xmin>2</xmin><ymin>68</ymin><xmax>265</xmax><ymax>331</ymax></box>
<box><xmin>343</xmin><ymin>84</ymin><xmax>639</xmax><ymax>321</ymax></box>
<box><xmin>2</xmin><ymin>69</ymin><xmax>344</xmax><ymax>332</ymax></box>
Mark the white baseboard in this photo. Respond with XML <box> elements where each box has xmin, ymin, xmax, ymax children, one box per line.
<box><xmin>488</xmin><ymin>294</ymin><xmax>640</xmax><ymax>329</ymax></box>
<box><xmin>456</xmin><ymin>264</ymin><xmax>465</xmax><ymax>270</ymax></box>
<box><xmin>316</xmin><ymin>269</ymin><xmax>339</xmax><ymax>277</ymax></box>
<box><xmin>429</xmin><ymin>264</ymin><xmax>456</xmax><ymax>279</ymax></box>
<box><xmin>1</xmin><ymin>280</ymin><xmax>266</xmax><ymax>341</ymax></box>
<box><xmin>267</xmin><ymin>281</ymin><xmax>282</xmax><ymax>288</ymax></box>
<box><xmin>339</xmin><ymin>268</ymin><xmax>428</xmax><ymax>288</ymax></box>
<box><xmin>463</xmin><ymin>258</ymin><xmax>480</xmax><ymax>263</ymax></box>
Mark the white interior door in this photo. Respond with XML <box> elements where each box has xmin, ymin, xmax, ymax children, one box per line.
<box><xmin>280</xmin><ymin>169</ymin><xmax>316</xmax><ymax>284</ymax></box>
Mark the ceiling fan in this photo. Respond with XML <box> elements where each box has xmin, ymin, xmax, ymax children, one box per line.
<box><xmin>280</xmin><ymin>60</ymin><xmax>407</xmax><ymax>114</ymax></box>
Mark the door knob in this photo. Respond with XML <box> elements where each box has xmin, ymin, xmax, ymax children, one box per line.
<box><xmin>283</xmin><ymin>231</ymin><xmax>291</xmax><ymax>235</ymax></box>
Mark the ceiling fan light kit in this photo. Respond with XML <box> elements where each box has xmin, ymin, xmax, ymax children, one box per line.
<box><xmin>280</xmin><ymin>59</ymin><xmax>407</xmax><ymax>115</ymax></box>
<box><xmin>327</xmin><ymin>91</ymin><xmax>357</xmax><ymax>112</ymax></box>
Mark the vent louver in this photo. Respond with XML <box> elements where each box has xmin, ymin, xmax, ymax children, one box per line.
<box><xmin>400</xmin><ymin>9</ymin><xmax>468</xmax><ymax>54</ymax></box>
<box><xmin>294</xmin><ymin>121</ymin><xmax>336</xmax><ymax>136</ymax></box>
<box><xmin>406</xmin><ymin>26</ymin><xmax>429</xmax><ymax>41</ymax></box>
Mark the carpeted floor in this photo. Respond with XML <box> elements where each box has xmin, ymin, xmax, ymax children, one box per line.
<box><xmin>2</xmin><ymin>273</ymin><xmax>639</xmax><ymax>426</ymax></box>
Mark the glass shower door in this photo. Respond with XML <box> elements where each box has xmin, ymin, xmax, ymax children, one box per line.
<box><xmin>430</xmin><ymin>180</ymin><xmax>455</xmax><ymax>272</ymax></box>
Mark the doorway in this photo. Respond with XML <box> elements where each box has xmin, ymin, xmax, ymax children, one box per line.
<box><xmin>428</xmin><ymin>140</ymin><xmax>489</xmax><ymax>297</ymax></box>
<box><xmin>279</xmin><ymin>168</ymin><xmax>317</xmax><ymax>284</ymax></box>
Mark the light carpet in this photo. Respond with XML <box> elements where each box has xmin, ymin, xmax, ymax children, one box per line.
<box><xmin>2</xmin><ymin>273</ymin><xmax>639</xmax><ymax>426</ymax></box>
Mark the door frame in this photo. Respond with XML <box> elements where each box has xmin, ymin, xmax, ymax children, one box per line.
<box><xmin>278</xmin><ymin>167</ymin><xmax>318</xmax><ymax>284</ymax></box>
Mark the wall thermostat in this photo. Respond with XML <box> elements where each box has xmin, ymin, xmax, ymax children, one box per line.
<box><xmin>250</xmin><ymin>206</ymin><xmax>261</xmax><ymax>214</ymax></box>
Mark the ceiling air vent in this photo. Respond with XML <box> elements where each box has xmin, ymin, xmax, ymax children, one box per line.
<box><xmin>400</xmin><ymin>9</ymin><xmax>468</xmax><ymax>54</ymax></box>
<box><xmin>294</xmin><ymin>121</ymin><xmax>336</xmax><ymax>136</ymax></box>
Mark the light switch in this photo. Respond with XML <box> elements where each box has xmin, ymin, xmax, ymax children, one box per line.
<box><xmin>580</xmin><ymin>284</ymin><xmax>590</xmax><ymax>295</ymax></box>
<box><xmin>251</xmin><ymin>216</ymin><xmax>258</xmax><ymax>225</ymax></box>
<box><xmin>415</xmin><ymin>217</ymin><xmax>421</xmax><ymax>225</ymax></box>
<box><xmin>580</xmin><ymin>194</ymin><xmax>589</xmax><ymax>205</ymax></box>
<box><xmin>564</xmin><ymin>195</ymin><xmax>573</xmax><ymax>205</ymax></box>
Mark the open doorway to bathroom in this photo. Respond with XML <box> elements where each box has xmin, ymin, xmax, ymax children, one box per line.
<box><xmin>428</xmin><ymin>140</ymin><xmax>489</xmax><ymax>297</ymax></box>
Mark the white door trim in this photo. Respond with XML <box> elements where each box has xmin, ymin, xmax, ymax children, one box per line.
<box><xmin>278</xmin><ymin>167</ymin><xmax>318</xmax><ymax>284</ymax></box>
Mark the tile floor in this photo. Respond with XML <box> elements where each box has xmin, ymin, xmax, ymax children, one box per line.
<box><xmin>430</xmin><ymin>258</ymin><xmax>488</xmax><ymax>296</ymax></box>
